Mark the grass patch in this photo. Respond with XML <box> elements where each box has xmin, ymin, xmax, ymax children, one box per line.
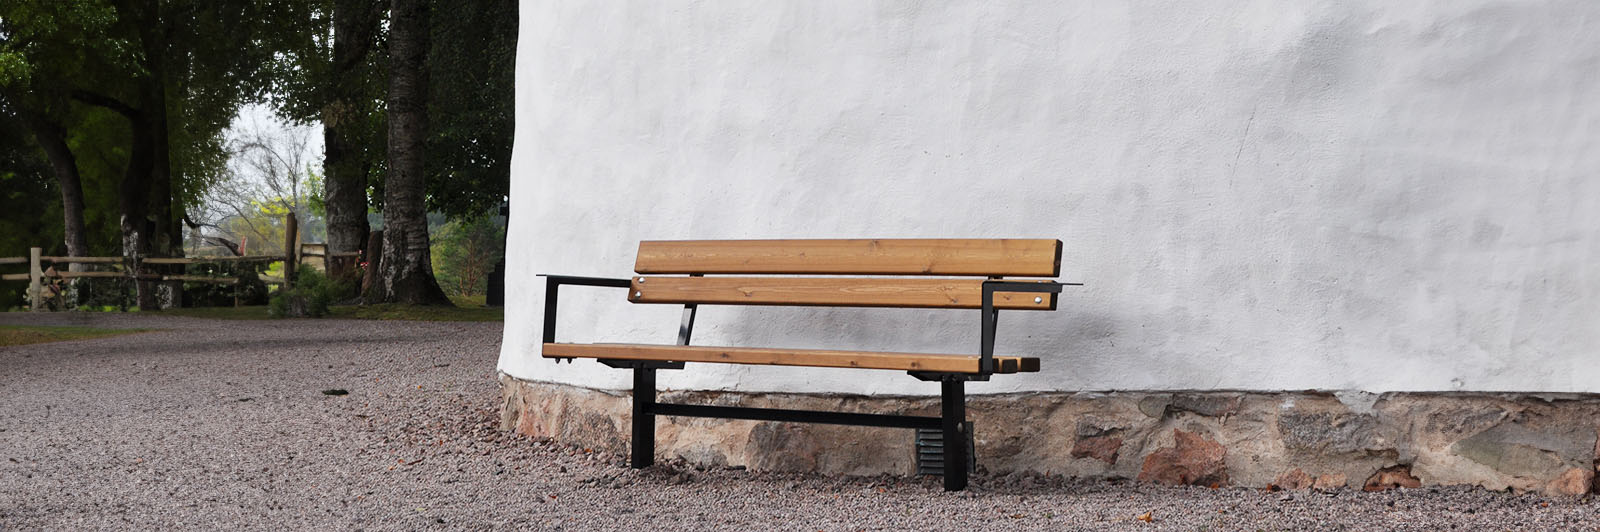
<box><xmin>0</xmin><ymin>325</ymin><xmax>154</xmax><ymax>347</ymax></box>
<box><xmin>147</xmin><ymin>295</ymin><xmax>500</xmax><ymax>322</ymax></box>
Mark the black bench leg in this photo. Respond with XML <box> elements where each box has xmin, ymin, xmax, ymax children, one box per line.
<box><xmin>940</xmin><ymin>379</ymin><xmax>968</xmax><ymax>491</ymax></box>
<box><xmin>632</xmin><ymin>367</ymin><xmax>656</xmax><ymax>468</ymax></box>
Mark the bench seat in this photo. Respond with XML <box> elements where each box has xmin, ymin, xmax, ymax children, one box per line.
<box><xmin>543</xmin><ymin>342</ymin><xmax>1041</xmax><ymax>374</ymax></box>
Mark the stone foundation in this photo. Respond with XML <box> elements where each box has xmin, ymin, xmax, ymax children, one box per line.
<box><xmin>499</xmin><ymin>375</ymin><xmax>1600</xmax><ymax>496</ymax></box>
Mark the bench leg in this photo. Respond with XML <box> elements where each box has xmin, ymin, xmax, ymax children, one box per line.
<box><xmin>940</xmin><ymin>379</ymin><xmax>968</xmax><ymax>491</ymax></box>
<box><xmin>631</xmin><ymin>367</ymin><xmax>656</xmax><ymax>468</ymax></box>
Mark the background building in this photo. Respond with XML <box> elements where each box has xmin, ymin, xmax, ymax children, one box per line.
<box><xmin>500</xmin><ymin>1</ymin><xmax>1600</xmax><ymax>494</ymax></box>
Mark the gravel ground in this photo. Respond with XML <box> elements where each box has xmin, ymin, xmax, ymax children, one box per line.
<box><xmin>1</xmin><ymin>312</ymin><xmax>1597</xmax><ymax>531</ymax></box>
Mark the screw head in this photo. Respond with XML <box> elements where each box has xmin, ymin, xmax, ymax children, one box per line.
<box><xmin>634</xmin><ymin>291</ymin><xmax>642</xmax><ymax>298</ymax></box>
<box><xmin>637</xmin><ymin>277</ymin><xmax>645</xmax><ymax>283</ymax></box>
<box><xmin>1034</xmin><ymin>296</ymin><xmax>1043</xmax><ymax>303</ymax></box>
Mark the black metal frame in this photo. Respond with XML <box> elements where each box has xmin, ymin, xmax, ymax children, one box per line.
<box><xmin>539</xmin><ymin>273</ymin><xmax>1077</xmax><ymax>491</ymax></box>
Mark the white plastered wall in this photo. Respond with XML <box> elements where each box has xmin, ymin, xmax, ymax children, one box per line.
<box><xmin>500</xmin><ymin>1</ymin><xmax>1600</xmax><ymax>395</ymax></box>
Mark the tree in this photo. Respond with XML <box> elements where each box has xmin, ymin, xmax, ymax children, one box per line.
<box><xmin>369</xmin><ymin>0</ymin><xmax>450</xmax><ymax>305</ymax></box>
<box><xmin>0</xmin><ymin>95</ymin><xmax>63</xmax><ymax>308</ymax></box>
<box><xmin>1</xmin><ymin>0</ymin><xmax>315</xmax><ymax>308</ymax></box>
<box><xmin>424</xmin><ymin>0</ymin><xmax>515</xmax><ymax>219</ymax></box>
<box><xmin>430</xmin><ymin>214</ymin><xmax>504</xmax><ymax>297</ymax></box>
<box><xmin>0</xmin><ymin>3</ymin><xmax>122</xmax><ymax>268</ymax></box>
<box><xmin>270</xmin><ymin>0</ymin><xmax>387</xmax><ymax>257</ymax></box>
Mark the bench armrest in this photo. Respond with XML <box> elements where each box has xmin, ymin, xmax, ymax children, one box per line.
<box><xmin>540</xmin><ymin>274</ymin><xmax>633</xmax><ymax>345</ymax></box>
<box><xmin>978</xmin><ymin>280</ymin><xmax>1082</xmax><ymax>374</ymax></box>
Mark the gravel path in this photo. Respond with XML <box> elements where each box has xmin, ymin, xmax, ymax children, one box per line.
<box><xmin>1</xmin><ymin>313</ymin><xmax>1597</xmax><ymax>531</ymax></box>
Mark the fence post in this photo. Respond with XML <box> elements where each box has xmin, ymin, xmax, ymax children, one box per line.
<box><xmin>284</xmin><ymin>212</ymin><xmax>298</xmax><ymax>288</ymax></box>
<box><xmin>28</xmin><ymin>247</ymin><xmax>42</xmax><ymax>312</ymax></box>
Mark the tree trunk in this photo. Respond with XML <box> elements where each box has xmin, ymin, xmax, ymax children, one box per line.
<box><xmin>119</xmin><ymin>104</ymin><xmax>156</xmax><ymax>309</ymax></box>
<box><xmin>369</xmin><ymin>0</ymin><xmax>451</xmax><ymax>305</ymax></box>
<box><xmin>147</xmin><ymin>82</ymin><xmax>183</xmax><ymax>310</ymax></box>
<box><xmin>323</xmin><ymin>0</ymin><xmax>384</xmax><ymax>258</ymax></box>
<box><xmin>26</xmin><ymin>115</ymin><xmax>90</xmax><ymax>268</ymax></box>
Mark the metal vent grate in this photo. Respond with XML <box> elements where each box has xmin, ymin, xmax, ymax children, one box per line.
<box><xmin>914</xmin><ymin>422</ymin><xmax>975</xmax><ymax>476</ymax></box>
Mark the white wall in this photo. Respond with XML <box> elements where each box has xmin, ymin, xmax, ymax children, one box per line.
<box><xmin>501</xmin><ymin>1</ymin><xmax>1600</xmax><ymax>395</ymax></box>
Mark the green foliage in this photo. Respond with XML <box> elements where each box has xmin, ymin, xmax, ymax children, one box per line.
<box><xmin>267</xmin><ymin>0</ymin><xmax>388</xmax><ymax>212</ymax></box>
<box><xmin>269</xmin><ymin>269</ymin><xmax>345</xmax><ymax>318</ymax></box>
<box><xmin>183</xmin><ymin>264</ymin><xmax>271</xmax><ymax>307</ymax></box>
<box><xmin>430</xmin><ymin>214</ymin><xmax>505</xmax><ymax>297</ymax></box>
<box><xmin>0</xmin><ymin>99</ymin><xmax>61</xmax><ymax>308</ymax></box>
<box><xmin>2</xmin><ymin>0</ymin><xmax>322</xmax><ymax>272</ymax></box>
<box><xmin>424</xmin><ymin>0</ymin><xmax>516</xmax><ymax>219</ymax></box>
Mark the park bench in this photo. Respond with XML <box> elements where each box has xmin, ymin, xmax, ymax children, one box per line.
<box><xmin>540</xmin><ymin>239</ymin><xmax>1076</xmax><ymax>490</ymax></box>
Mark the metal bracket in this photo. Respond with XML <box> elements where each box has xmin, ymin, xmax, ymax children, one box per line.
<box><xmin>908</xmin><ymin>371</ymin><xmax>990</xmax><ymax>382</ymax></box>
<box><xmin>540</xmin><ymin>274</ymin><xmax>632</xmax><ymax>345</ymax></box>
<box><xmin>600</xmin><ymin>359</ymin><xmax>685</xmax><ymax>370</ymax></box>
<box><xmin>979</xmin><ymin>280</ymin><xmax>1074</xmax><ymax>374</ymax></box>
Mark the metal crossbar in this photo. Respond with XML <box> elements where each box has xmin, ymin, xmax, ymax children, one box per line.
<box><xmin>649</xmin><ymin>403</ymin><xmax>941</xmax><ymax>429</ymax></box>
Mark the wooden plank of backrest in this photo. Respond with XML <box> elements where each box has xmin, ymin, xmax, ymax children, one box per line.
<box><xmin>635</xmin><ymin>239</ymin><xmax>1062</xmax><ymax>277</ymax></box>
<box><xmin>628</xmin><ymin>277</ymin><xmax>1056</xmax><ymax>310</ymax></box>
<box><xmin>543</xmin><ymin>343</ymin><xmax>1039</xmax><ymax>374</ymax></box>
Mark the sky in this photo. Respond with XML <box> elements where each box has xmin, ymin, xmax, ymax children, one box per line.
<box><xmin>227</xmin><ymin>103</ymin><xmax>324</xmax><ymax>173</ymax></box>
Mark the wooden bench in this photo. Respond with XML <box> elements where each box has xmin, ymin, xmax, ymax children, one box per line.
<box><xmin>540</xmin><ymin>239</ymin><xmax>1076</xmax><ymax>490</ymax></box>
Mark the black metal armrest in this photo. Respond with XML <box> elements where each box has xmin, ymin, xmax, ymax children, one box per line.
<box><xmin>540</xmin><ymin>274</ymin><xmax>632</xmax><ymax>344</ymax></box>
<box><xmin>977</xmin><ymin>280</ymin><xmax>1083</xmax><ymax>374</ymax></box>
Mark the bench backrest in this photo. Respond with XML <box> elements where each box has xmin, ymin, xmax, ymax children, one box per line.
<box><xmin>628</xmin><ymin>239</ymin><xmax>1061</xmax><ymax>310</ymax></box>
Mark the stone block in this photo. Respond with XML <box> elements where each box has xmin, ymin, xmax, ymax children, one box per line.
<box><xmin>1071</xmin><ymin>434</ymin><xmax>1122</xmax><ymax>464</ymax></box>
<box><xmin>1278</xmin><ymin>412</ymin><xmax>1386</xmax><ymax>455</ymax></box>
<box><xmin>1274</xmin><ymin>468</ymin><xmax>1314</xmax><ymax>490</ymax></box>
<box><xmin>1137</xmin><ymin>429</ymin><xmax>1228</xmax><ymax>486</ymax></box>
<box><xmin>1547</xmin><ymin>468</ymin><xmax>1593</xmax><ymax>497</ymax></box>
<box><xmin>1363</xmin><ymin>465</ymin><xmax>1421</xmax><ymax>491</ymax></box>
<box><xmin>1451</xmin><ymin>420</ymin><xmax>1594</xmax><ymax>479</ymax></box>
<box><xmin>1313</xmin><ymin>472</ymin><xmax>1348</xmax><ymax>489</ymax></box>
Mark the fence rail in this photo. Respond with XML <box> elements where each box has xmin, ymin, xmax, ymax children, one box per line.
<box><xmin>2</xmin><ymin>212</ymin><xmax>337</xmax><ymax>311</ymax></box>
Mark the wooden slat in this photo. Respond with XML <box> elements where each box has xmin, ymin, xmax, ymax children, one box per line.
<box><xmin>0</xmin><ymin>257</ymin><xmax>27</xmax><ymax>265</ymax></box>
<box><xmin>52</xmin><ymin>271</ymin><xmax>131</xmax><ymax>279</ymax></box>
<box><xmin>542</xmin><ymin>343</ymin><xmax>1039</xmax><ymax>374</ymax></box>
<box><xmin>163</xmin><ymin>275</ymin><xmax>238</xmax><ymax>283</ymax></box>
<box><xmin>1</xmin><ymin>273</ymin><xmax>27</xmax><ymax>281</ymax></box>
<box><xmin>42</xmin><ymin>256</ymin><xmax>121</xmax><ymax>264</ymax></box>
<box><xmin>635</xmin><ymin>239</ymin><xmax>1062</xmax><ymax>277</ymax></box>
<box><xmin>629</xmin><ymin>276</ymin><xmax>1055</xmax><ymax>310</ymax></box>
<box><xmin>143</xmin><ymin>255</ymin><xmax>286</xmax><ymax>264</ymax></box>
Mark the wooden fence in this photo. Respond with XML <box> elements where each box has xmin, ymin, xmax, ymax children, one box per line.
<box><xmin>1</xmin><ymin>212</ymin><xmax>361</xmax><ymax>311</ymax></box>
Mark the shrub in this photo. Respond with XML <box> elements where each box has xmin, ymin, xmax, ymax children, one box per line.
<box><xmin>269</xmin><ymin>269</ymin><xmax>336</xmax><ymax>318</ymax></box>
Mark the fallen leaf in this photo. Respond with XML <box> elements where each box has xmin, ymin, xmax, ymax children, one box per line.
<box><xmin>1136</xmin><ymin>512</ymin><xmax>1153</xmax><ymax>523</ymax></box>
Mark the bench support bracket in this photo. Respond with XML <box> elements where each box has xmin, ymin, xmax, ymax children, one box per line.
<box><xmin>625</xmin><ymin>370</ymin><xmax>975</xmax><ymax>491</ymax></box>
